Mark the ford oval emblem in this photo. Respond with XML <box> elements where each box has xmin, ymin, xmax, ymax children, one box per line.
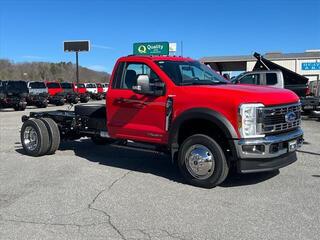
<box><xmin>285</xmin><ymin>112</ymin><xmax>296</xmax><ymax>123</ymax></box>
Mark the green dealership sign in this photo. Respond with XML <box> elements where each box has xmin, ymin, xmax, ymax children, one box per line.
<box><xmin>133</xmin><ymin>42</ymin><xmax>169</xmax><ymax>55</ymax></box>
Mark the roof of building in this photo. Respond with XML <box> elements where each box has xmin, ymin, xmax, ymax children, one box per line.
<box><xmin>200</xmin><ymin>51</ymin><xmax>320</xmax><ymax>63</ymax></box>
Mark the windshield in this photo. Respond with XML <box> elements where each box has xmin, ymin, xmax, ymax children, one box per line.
<box><xmin>7</xmin><ymin>81</ymin><xmax>28</xmax><ymax>92</ymax></box>
<box><xmin>29</xmin><ymin>82</ymin><xmax>46</xmax><ymax>89</ymax></box>
<box><xmin>231</xmin><ymin>72</ymin><xmax>246</xmax><ymax>83</ymax></box>
<box><xmin>77</xmin><ymin>83</ymin><xmax>85</xmax><ymax>88</ymax></box>
<box><xmin>155</xmin><ymin>61</ymin><xmax>228</xmax><ymax>86</ymax></box>
<box><xmin>61</xmin><ymin>83</ymin><xmax>72</xmax><ymax>89</ymax></box>
<box><xmin>86</xmin><ymin>83</ymin><xmax>96</xmax><ymax>88</ymax></box>
<box><xmin>47</xmin><ymin>82</ymin><xmax>61</xmax><ymax>89</ymax></box>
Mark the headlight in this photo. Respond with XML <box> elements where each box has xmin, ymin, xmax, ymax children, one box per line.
<box><xmin>238</xmin><ymin>103</ymin><xmax>264</xmax><ymax>138</ymax></box>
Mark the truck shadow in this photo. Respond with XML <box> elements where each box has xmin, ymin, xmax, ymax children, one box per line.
<box><xmin>56</xmin><ymin>139</ymin><xmax>279</xmax><ymax>188</ymax></box>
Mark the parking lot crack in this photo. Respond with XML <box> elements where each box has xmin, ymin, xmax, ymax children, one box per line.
<box><xmin>0</xmin><ymin>217</ymin><xmax>107</xmax><ymax>228</ymax></box>
<box><xmin>88</xmin><ymin>170</ymin><xmax>132</xmax><ymax>209</ymax></box>
<box><xmin>135</xmin><ymin>229</ymin><xmax>152</xmax><ymax>240</ymax></box>
<box><xmin>90</xmin><ymin>206</ymin><xmax>127</xmax><ymax>240</ymax></box>
<box><xmin>86</xmin><ymin>170</ymin><xmax>132</xmax><ymax>240</ymax></box>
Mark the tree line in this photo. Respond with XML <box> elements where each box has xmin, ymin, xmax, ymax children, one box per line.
<box><xmin>0</xmin><ymin>59</ymin><xmax>110</xmax><ymax>83</ymax></box>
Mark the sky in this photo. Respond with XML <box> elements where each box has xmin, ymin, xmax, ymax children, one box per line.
<box><xmin>0</xmin><ymin>0</ymin><xmax>319</xmax><ymax>73</ymax></box>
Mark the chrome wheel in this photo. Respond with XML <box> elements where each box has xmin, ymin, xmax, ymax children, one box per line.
<box><xmin>23</xmin><ymin>126</ymin><xmax>39</xmax><ymax>151</ymax></box>
<box><xmin>185</xmin><ymin>144</ymin><xmax>214</xmax><ymax>180</ymax></box>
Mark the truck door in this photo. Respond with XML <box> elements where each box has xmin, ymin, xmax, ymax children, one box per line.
<box><xmin>107</xmin><ymin>61</ymin><xmax>168</xmax><ymax>144</ymax></box>
<box><xmin>262</xmin><ymin>72</ymin><xmax>283</xmax><ymax>88</ymax></box>
<box><xmin>238</xmin><ymin>73</ymin><xmax>261</xmax><ymax>85</ymax></box>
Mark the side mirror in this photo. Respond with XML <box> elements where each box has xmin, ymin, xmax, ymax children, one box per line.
<box><xmin>133</xmin><ymin>75</ymin><xmax>165</xmax><ymax>96</ymax></box>
<box><xmin>133</xmin><ymin>75</ymin><xmax>150</xmax><ymax>93</ymax></box>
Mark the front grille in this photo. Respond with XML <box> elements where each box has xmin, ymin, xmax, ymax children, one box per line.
<box><xmin>259</xmin><ymin>103</ymin><xmax>301</xmax><ymax>135</ymax></box>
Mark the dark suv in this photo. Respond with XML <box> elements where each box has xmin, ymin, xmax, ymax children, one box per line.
<box><xmin>0</xmin><ymin>80</ymin><xmax>28</xmax><ymax>111</ymax></box>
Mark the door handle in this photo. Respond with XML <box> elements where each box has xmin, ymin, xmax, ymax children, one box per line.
<box><xmin>115</xmin><ymin>97</ymin><xmax>126</xmax><ymax>103</ymax></box>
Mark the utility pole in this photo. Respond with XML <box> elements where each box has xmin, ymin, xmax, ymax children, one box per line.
<box><xmin>76</xmin><ymin>51</ymin><xmax>79</xmax><ymax>85</ymax></box>
<box><xmin>64</xmin><ymin>40</ymin><xmax>90</xmax><ymax>88</ymax></box>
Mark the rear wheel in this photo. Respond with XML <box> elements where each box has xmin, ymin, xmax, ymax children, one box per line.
<box><xmin>55</xmin><ymin>98</ymin><xmax>65</xmax><ymax>106</ymax></box>
<box><xmin>21</xmin><ymin>119</ymin><xmax>50</xmax><ymax>156</ymax></box>
<box><xmin>80</xmin><ymin>96</ymin><xmax>89</xmax><ymax>103</ymax></box>
<box><xmin>177</xmin><ymin>134</ymin><xmax>229</xmax><ymax>188</ymax></box>
<box><xmin>14</xmin><ymin>103</ymin><xmax>26</xmax><ymax>111</ymax></box>
<box><xmin>40</xmin><ymin>118</ymin><xmax>60</xmax><ymax>155</ymax></box>
<box><xmin>37</xmin><ymin>100</ymin><xmax>48</xmax><ymax>108</ymax></box>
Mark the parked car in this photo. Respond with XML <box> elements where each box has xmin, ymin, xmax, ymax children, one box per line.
<box><xmin>45</xmin><ymin>81</ymin><xmax>65</xmax><ymax>106</ymax></box>
<box><xmin>84</xmin><ymin>83</ymin><xmax>103</xmax><ymax>100</ymax></box>
<box><xmin>101</xmin><ymin>83</ymin><xmax>109</xmax><ymax>98</ymax></box>
<box><xmin>27</xmin><ymin>81</ymin><xmax>48</xmax><ymax>108</ymax></box>
<box><xmin>20</xmin><ymin>54</ymin><xmax>303</xmax><ymax>188</ymax></box>
<box><xmin>61</xmin><ymin>82</ymin><xmax>79</xmax><ymax>104</ymax></box>
<box><xmin>0</xmin><ymin>80</ymin><xmax>28</xmax><ymax>111</ymax></box>
<box><xmin>74</xmin><ymin>83</ymin><xmax>90</xmax><ymax>103</ymax></box>
<box><xmin>232</xmin><ymin>52</ymin><xmax>319</xmax><ymax>113</ymax></box>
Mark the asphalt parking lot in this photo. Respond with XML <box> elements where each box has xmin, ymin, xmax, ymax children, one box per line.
<box><xmin>0</xmin><ymin>103</ymin><xmax>319</xmax><ymax>240</ymax></box>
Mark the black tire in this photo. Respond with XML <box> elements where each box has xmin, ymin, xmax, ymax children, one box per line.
<box><xmin>80</xmin><ymin>97</ymin><xmax>89</xmax><ymax>103</ymax></box>
<box><xmin>40</xmin><ymin>118</ymin><xmax>60</xmax><ymax>155</ymax></box>
<box><xmin>14</xmin><ymin>103</ymin><xmax>26</xmax><ymax>111</ymax></box>
<box><xmin>20</xmin><ymin>119</ymin><xmax>50</xmax><ymax>156</ymax></box>
<box><xmin>91</xmin><ymin>135</ymin><xmax>114</xmax><ymax>145</ymax></box>
<box><xmin>177</xmin><ymin>134</ymin><xmax>229</xmax><ymax>188</ymax></box>
<box><xmin>37</xmin><ymin>101</ymin><xmax>48</xmax><ymax>108</ymax></box>
<box><xmin>41</xmin><ymin>101</ymin><xmax>48</xmax><ymax>108</ymax></box>
<box><xmin>55</xmin><ymin>99</ymin><xmax>65</xmax><ymax>106</ymax></box>
<box><xmin>20</xmin><ymin>104</ymin><xmax>26</xmax><ymax>111</ymax></box>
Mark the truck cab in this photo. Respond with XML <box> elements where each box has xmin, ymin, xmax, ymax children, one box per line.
<box><xmin>45</xmin><ymin>81</ymin><xmax>65</xmax><ymax>106</ymax></box>
<box><xmin>232</xmin><ymin>53</ymin><xmax>319</xmax><ymax>112</ymax></box>
<box><xmin>61</xmin><ymin>82</ymin><xmax>80</xmax><ymax>104</ymax></box>
<box><xmin>232</xmin><ymin>70</ymin><xmax>283</xmax><ymax>87</ymax></box>
<box><xmin>0</xmin><ymin>80</ymin><xmax>28</xmax><ymax>111</ymax></box>
<box><xmin>102</xmin><ymin>83</ymin><xmax>109</xmax><ymax>93</ymax></box>
<box><xmin>20</xmin><ymin>55</ymin><xmax>304</xmax><ymax>188</ymax></box>
<box><xmin>73</xmin><ymin>83</ymin><xmax>90</xmax><ymax>103</ymax></box>
<box><xmin>232</xmin><ymin>70</ymin><xmax>309</xmax><ymax>97</ymax></box>
<box><xmin>84</xmin><ymin>83</ymin><xmax>103</xmax><ymax>100</ymax></box>
<box><xmin>27</xmin><ymin>81</ymin><xmax>48</xmax><ymax>108</ymax></box>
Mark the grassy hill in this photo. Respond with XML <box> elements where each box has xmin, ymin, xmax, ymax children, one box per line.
<box><xmin>0</xmin><ymin>59</ymin><xmax>110</xmax><ymax>83</ymax></box>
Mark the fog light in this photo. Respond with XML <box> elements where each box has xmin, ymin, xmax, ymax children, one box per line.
<box><xmin>242</xmin><ymin>145</ymin><xmax>265</xmax><ymax>154</ymax></box>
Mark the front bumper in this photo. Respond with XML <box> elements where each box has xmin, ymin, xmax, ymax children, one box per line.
<box><xmin>234</xmin><ymin>128</ymin><xmax>303</xmax><ymax>173</ymax></box>
<box><xmin>300</xmin><ymin>96</ymin><xmax>319</xmax><ymax>108</ymax></box>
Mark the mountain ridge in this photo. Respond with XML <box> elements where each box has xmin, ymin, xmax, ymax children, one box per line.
<box><xmin>0</xmin><ymin>59</ymin><xmax>110</xmax><ymax>83</ymax></box>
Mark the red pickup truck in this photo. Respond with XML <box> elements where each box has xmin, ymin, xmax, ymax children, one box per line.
<box><xmin>73</xmin><ymin>83</ymin><xmax>90</xmax><ymax>103</ymax></box>
<box><xmin>45</xmin><ymin>81</ymin><xmax>65</xmax><ymax>106</ymax></box>
<box><xmin>20</xmin><ymin>55</ymin><xmax>303</xmax><ymax>188</ymax></box>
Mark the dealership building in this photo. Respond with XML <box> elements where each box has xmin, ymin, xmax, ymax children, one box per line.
<box><xmin>200</xmin><ymin>50</ymin><xmax>320</xmax><ymax>86</ymax></box>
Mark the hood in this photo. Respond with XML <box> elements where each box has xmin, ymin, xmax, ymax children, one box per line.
<box><xmin>183</xmin><ymin>83</ymin><xmax>299</xmax><ymax>106</ymax></box>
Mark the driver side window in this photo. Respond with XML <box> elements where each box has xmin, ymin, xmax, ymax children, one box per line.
<box><xmin>120</xmin><ymin>63</ymin><xmax>161</xmax><ymax>90</ymax></box>
<box><xmin>239</xmin><ymin>74</ymin><xmax>260</xmax><ymax>84</ymax></box>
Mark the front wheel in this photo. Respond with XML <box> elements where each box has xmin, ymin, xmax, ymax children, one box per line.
<box><xmin>177</xmin><ymin>134</ymin><xmax>229</xmax><ymax>188</ymax></box>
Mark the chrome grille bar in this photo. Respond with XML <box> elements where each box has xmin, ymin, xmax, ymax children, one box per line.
<box><xmin>259</xmin><ymin>103</ymin><xmax>301</xmax><ymax>134</ymax></box>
